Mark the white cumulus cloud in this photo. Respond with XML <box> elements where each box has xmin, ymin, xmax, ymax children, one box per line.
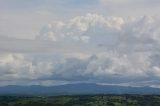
<box><xmin>1</xmin><ymin>14</ymin><xmax>160</xmax><ymax>87</ymax></box>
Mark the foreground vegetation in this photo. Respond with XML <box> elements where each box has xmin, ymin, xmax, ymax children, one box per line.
<box><xmin>0</xmin><ymin>95</ymin><xmax>160</xmax><ymax>106</ymax></box>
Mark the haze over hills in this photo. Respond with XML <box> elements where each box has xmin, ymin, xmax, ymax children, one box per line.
<box><xmin>0</xmin><ymin>83</ymin><xmax>160</xmax><ymax>96</ymax></box>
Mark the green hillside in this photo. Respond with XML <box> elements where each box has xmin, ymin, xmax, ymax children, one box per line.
<box><xmin>0</xmin><ymin>95</ymin><xmax>160</xmax><ymax>106</ymax></box>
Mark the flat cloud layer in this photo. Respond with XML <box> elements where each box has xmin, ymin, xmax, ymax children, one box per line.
<box><xmin>1</xmin><ymin>14</ymin><xmax>160</xmax><ymax>87</ymax></box>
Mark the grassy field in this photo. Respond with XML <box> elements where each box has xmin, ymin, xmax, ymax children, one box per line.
<box><xmin>0</xmin><ymin>95</ymin><xmax>160</xmax><ymax>106</ymax></box>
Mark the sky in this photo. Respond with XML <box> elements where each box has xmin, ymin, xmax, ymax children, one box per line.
<box><xmin>1</xmin><ymin>0</ymin><xmax>160</xmax><ymax>87</ymax></box>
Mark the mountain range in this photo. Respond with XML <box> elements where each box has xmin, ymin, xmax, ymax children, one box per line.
<box><xmin>0</xmin><ymin>83</ymin><xmax>159</xmax><ymax>96</ymax></box>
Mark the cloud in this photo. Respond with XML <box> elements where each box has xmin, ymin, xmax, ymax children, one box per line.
<box><xmin>99</xmin><ymin>0</ymin><xmax>160</xmax><ymax>16</ymax></box>
<box><xmin>100</xmin><ymin>0</ymin><xmax>130</xmax><ymax>4</ymax></box>
<box><xmin>0</xmin><ymin>0</ymin><xmax>159</xmax><ymax>40</ymax></box>
<box><xmin>0</xmin><ymin>53</ymin><xmax>52</xmax><ymax>80</ymax></box>
<box><xmin>36</xmin><ymin>14</ymin><xmax>124</xmax><ymax>44</ymax></box>
<box><xmin>49</xmin><ymin>53</ymin><xmax>147</xmax><ymax>83</ymax></box>
<box><xmin>1</xmin><ymin>14</ymin><xmax>160</xmax><ymax>87</ymax></box>
<box><xmin>35</xmin><ymin>14</ymin><xmax>160</xmax><ymax>86</ymax></box>
<box><xmin>0</xmin><ymin>52</ymin><xmax>159</xmax><ymax>87</ymax></box>
<box><xmin>0</xmin><ymin>36</ymin><xmax>54</xmax><ymax>53</ymax></box>
<box><xmin>36</xmin><ymin>14</ymin><xmax>160</xmax><ymax>53</ymax></box>
<box><xmin>0</xmin><ymin>36</ymin><xmax>99</xmax><ymax>54</ymax></box>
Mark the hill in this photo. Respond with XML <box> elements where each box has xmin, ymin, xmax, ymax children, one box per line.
<box><xmin>0</xmin><ymin>83</ymin><xmax>159</xmax><ymax>96</ymax></box>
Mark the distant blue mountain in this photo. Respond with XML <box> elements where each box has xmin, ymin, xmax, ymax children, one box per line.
<box><xmin>0</xmin><ymin>83</ymin><xmax>160</xmax><ymax>96</ymax></box>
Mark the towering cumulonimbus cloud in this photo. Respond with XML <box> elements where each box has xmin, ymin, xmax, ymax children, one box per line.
<box><xmin>36</xmin><ymin>14</ymin><xmax>124</xmax><ymax>43</ymax></box>
<box><xmin>36</xmin><ymin>14</ymin><xmax>160</xmax><ymax>48</ymax></box>
<box><xmin>1</xmin><ymin>14</ymin><xmax>160</xmax><ymax>87</ymax></box>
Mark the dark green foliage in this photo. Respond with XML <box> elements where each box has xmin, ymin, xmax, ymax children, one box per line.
<box><xmin>0</xmin><ymin>95</ymin><xmax>160</xmax><ymax>106</ymax></box>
